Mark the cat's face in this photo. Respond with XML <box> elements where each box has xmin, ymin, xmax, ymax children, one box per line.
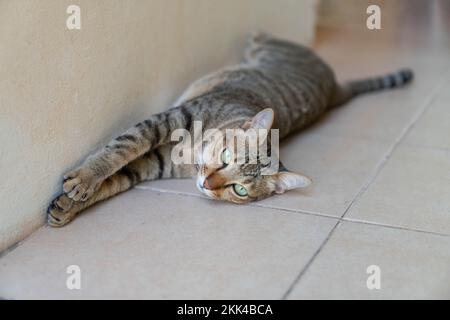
<box><xmin>196</xmin><ymin>108</ymin><xmax>311</xmax><ymax>203</ymax></box>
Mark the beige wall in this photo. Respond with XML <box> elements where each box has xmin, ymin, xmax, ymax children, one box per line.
<box><xmin>0</xmin><ymin>0</ymin><xmax>317</xmax><ymax>251</ymax></box>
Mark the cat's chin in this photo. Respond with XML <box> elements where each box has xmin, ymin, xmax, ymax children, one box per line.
<box><xmin>204</xmin><ymin>191</ymin><xmax>219</xmax><ymax>200</ymax></box>
<box><xmin>196</xmin><ymin>182</ymin><xmax>217</xmax><ymax>200</ymax></box>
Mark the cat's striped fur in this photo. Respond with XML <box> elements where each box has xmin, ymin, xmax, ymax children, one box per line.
<box><xmin>48</xmin><ymin>33</ymin><xmax>413</xmax><ymax>227</ymax></box>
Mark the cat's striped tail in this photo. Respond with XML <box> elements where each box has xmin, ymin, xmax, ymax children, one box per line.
<box><xmin>331</xmin><ymin>69</ymin><xmax>414</xmax><ymax>107</ymax></box>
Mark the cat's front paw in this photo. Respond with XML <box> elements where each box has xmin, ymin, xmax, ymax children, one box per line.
<box><xmin>47</xmin><ymin>194</ymin><xmax>77</xmax><ymax>227</ymax></box>
<box><xmin>63</xmin><ymin>167</ymin><xmax>100</xmax><ymax>201</ymax></box>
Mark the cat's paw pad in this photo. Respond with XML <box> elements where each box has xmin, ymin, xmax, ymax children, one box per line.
<box><xmin>63</xmin><ymin>168</ymin><xmax>99</xmax><ymax>201</ymax></box>
<box><xmin>47</xmin><ymin>194</ymin><xmax>76</xmax><ymax>227</ymax></box>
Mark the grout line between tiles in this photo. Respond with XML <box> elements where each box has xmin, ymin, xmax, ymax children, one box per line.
<box><xmin>281</xmin><ymin>75</ymin><xmax>450</xmax><ymax>300</ymax></box>
<box><xmin>339</xmin><ymin>76</ymin><xmax>450</xmax><ymax>218</ymax></box>
<box><xmin>398</xmin><ymin>142</ymin><xmax>450</xmax><ymax>154</ymax></box>
<box><xmin>248</xmin><ymin>203</ymin><xmax>339</xmax><ymax>220</ymax></box>
<box><xmin>135</xmin><ymin>184</ymin><xmax>450</xmax><ymax>237</ymax></box>
<box><xmin>341</xmin><ymin>217</ymin><xmax>450</xmax><ymax>238</ymax></box>
<box><xmin>280</xmin><ymin>219</ymin><xmax>341</xmax><ymax>300</ymax></box>
<box><xmin>135</xmin><ymin>185</ymin><xmax>341</xmax><ymax>220</ymax></box>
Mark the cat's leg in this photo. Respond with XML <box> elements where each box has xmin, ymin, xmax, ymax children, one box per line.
<box><xmin>49</xmin><ymin>145</ymin><xmax>196</xmax><ymax>227</ymax></box>
<box><xmin>63</xmin><ymin>106</ymin><xmax>193</xmax><ymax>202</ymax></box>
<box><xmin>48</xmin><ymin>174</ymin><xmax>132</xmax><ymax>227</ymax></box>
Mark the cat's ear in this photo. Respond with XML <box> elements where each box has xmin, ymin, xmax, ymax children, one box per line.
<box><xmin>274</xmin><ymin>171</ymin><xmax>312</xmax><ymax>194</ymax></box>
<box><xmin>243</xmin><ymin>108</ymin><xmax>274</xmax><ymax>131</ymax></box>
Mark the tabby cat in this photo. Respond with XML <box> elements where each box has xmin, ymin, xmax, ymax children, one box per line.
<box><xmin>48</xmin><ymin>33</ymin><xmax>413</xmax><ymax>227</ymax></box>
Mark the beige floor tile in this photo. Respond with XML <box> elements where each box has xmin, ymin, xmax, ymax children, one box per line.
<box><xmin>403</xmin><ymin>93</ymin><xmax>450</xmax><ymax>150</ymax></box>
<box><xmin>0</xmin><ymin>189</ymin><xmax>335</xmax><ymax>299</ymax></box>
<box><xmin>253</xmin><ymin>132</ymin><xmax>391</xmax><ymax>217</ymax></box>
<box><xmin>308</xmin><ymin>84</ymin><xmax>431</xmax><ymax>143</ymax></box>
<box><xmin>437</xmin><ymin>84</ymin><xmax>450</xmax><ymax>101</ymax></box>
<box><xmin>312</xmin><ymin>61</ymin><xmax>450</xmax><ymax>142</ymax></box>
<box><xmin>347</xmin><ymin>145</ymin><xmax>450</xmax><ymax>234</ymax></box>
<box><xmin>288</xmin><ymin>221</ymin><xmax>450</xmax><ymax>299</ymax></box>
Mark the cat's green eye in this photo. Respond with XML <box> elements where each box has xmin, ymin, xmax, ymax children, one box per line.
<box><xmin>221</xmin><ymin>148</ymin><xmax>232</xmax><ymax>165</ymax></box>
<box><xmin>233</xmin><ymin>184</ymin><xmax>248</xmax><ymax>197</ymax></box>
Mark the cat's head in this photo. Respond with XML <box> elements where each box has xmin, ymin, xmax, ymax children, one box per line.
<box><xmin>196</xmin><ymin>108</ymin><xmax>311</xmax><ymax>203</ymax></box>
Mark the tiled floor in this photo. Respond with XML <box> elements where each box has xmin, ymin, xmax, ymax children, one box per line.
<box><xmin>1</xmin><ymin>0</ymin><xmax>450</xmax><ymax>299</ymax></box>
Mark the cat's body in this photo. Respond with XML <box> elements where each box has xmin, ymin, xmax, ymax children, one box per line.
<box><xmin>48</xmin><ymin>33</ymin><xmax>413</xmax><ymax>226</ymax></box>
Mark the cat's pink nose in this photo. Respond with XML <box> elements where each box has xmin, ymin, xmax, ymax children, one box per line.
<box><xmin>203</xmin><ymin>178</ymin><xmax>211</xmax><ymax>190</ymax></box>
